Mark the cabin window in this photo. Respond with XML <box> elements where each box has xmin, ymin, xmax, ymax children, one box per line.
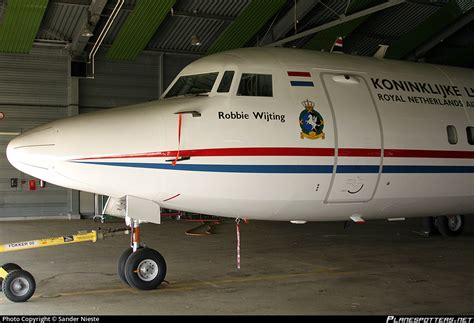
<box><xmin>467</xmin><ymin>127</ymin><xmax>474</xmax><ymax>145</ymax></box>
<box><xmin>217</xmin><ymin>71</ymin><xmax>235</xmax><ymax>93</ymax></box>
<box><xmin>237</xmin><ymin>73</ymin><xmax>273</xmax><ymax>97</ymax></box>
<box><xmin>446</xmin><ymin>125</ymin><xmax>458</xmax><ymax>145</ymax></box>
<box><xmin>165</xmin><ymin>72</ymin><xmax>219</xmax><ymax>98</ymax></box>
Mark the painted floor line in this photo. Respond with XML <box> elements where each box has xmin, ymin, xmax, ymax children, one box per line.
<box><xmin>0</xmin><ymin>268</ymin><xmax>352</xmax><ymax>304</ymax></box>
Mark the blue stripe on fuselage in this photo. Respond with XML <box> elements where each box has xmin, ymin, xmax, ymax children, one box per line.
<box><xmin>72</xmin><ymin>161</ymin><xmax>474</xmax><ymax>174</ymax></box>
<box><xmin>74</xmin><ymin>162</ymin><xmax>334</xmax><ymax>173</ymax></box>
<box><xmin>290</xmin><ymin>81</ymin><xmax>314</xmax><ymax>87</ymax></box>
<box><xmin>382</xmin><ymin>165</ymin><xmax>474</xmax><ymax>173</ymax></box>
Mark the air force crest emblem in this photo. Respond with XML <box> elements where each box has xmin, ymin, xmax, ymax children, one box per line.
<box><xmin>299</xmin><ymin>99</ymin><xmax>325</xmax><ymax>140</ymax></box>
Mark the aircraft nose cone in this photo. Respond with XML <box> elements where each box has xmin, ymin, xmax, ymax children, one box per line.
<box><xmin>6</xmin><ymin>127</ymin><xmax>57</xmax><ymax>171</ymax></box>
<box><xmin>6</xmin><ymin>138</ymin><xmax>17</xmax><ymax>166</ymax></box>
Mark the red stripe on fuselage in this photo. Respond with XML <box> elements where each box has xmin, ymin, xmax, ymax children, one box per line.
<box><xmin>339</xmin><ymin>148</ymin><xmax>381</xmax><ymax>157</ymax></box>
<box><xmin>339</xmin><ymin>148</ymin><xmax>474</xmax><ymax>158</ymax></box>
<box><xmin>384</xmin><ymin>149</ymin><xmax>474</xmax><ymax>159</ymax></box>
<box><xmin>74</xmin><ymin>147</ymin><xmax>474</xmax><ymax>161</ymax></box>
<box><xmin>75</xmin><ymin>147</ymin><xmax>335</xmax><ymax>160</ymax></box>
<box><xmin>287</xmin><ymin>71</ymin><xmax>311</xmax><ymax>77</ymax></box>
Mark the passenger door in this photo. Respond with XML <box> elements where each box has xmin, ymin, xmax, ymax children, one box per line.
<box><xmin>322</xmin><ymin>73</ymin><xmax>382</xmax><ymax>203</ymax></box>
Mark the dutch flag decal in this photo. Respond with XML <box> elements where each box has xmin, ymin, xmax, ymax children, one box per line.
<box><xmin>287</xmin><ymin>71</ymin><xmax>314</xmax><ymax>87</ymax></box>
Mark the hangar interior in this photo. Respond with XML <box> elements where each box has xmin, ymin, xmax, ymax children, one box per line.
<box><xmin>0</xmin><ymin>0</ymin><xmax>473</xmax><ymax>220</ymax></box>
<box><xmin>0</xmin><ymin>0</ymin><xmax>473</xmax><ymax>315</ymax></box>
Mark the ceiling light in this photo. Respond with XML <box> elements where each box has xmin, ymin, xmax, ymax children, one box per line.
<box><xmin>191</xmin><ymin>35</ymin><xmax>202</xmax><ymax>46</ymax></box>
<box><xmin>81</xmin><ymin>24</ymin><xmax>94</xmax><ymax>38</ymax></box>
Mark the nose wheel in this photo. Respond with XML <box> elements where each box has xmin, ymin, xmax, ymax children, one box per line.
<box><xmin>118</xmin><ymin>219</ymin><xmax>167</xmax><ymax>290</ymax></box>
<box><xmin>122</xmin><ymin>248</ymin><xmax>166</xmax><ymax>290</ymax></box>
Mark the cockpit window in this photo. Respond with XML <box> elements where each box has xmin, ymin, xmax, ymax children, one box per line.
<box><xmin>165</xmin><ymin>72</ymin><xmax>219</xmax><ymax>98</ymax></box>
<box><xmin>237</xmin><ymin>73</ymin><xmax>273</xmax><ymax>97</ymax></box>
<box><xmin>217</xmin><ymin>71</ymin><xmax>235</xmax><ymax>93</ymax></box>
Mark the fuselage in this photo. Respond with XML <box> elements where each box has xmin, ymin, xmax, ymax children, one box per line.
<box><xmin>6</xmin><ymin>47</ymin><xmax>474</xmax><ymax>222</ymax></box>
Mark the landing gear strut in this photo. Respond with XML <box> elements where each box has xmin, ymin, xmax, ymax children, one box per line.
<box><xmin>118</xmin><ymin>219</ymin><xmax>167</xmax><ymax>290</ymax></box>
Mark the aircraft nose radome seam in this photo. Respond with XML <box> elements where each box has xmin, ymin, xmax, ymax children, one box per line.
<box><xmin>12</xmin><ymin>144</ymin><xmax>55</xmax><ymax>150</ymax></box>
<box><xmin>17</xmin><ymin>161</ymin><xmax>50</xmax><ymax>171</ymax></box>
<box><xmin>11</xmin><ymin>127</ymin><xmax>57</xmax><ymax>145</ymax></box>
<box><xmin>6</xmin><ymin>126</ymin><xmax>58</xmax><ymax>171</ymax></box>
<box><xmin>7</xmin><ymin>145</ymin><xmax>57</xmax><ymax>170</ymax></box>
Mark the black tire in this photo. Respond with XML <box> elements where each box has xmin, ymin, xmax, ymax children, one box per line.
<box><xmin>436</xmin><ymin>215</ymin><xmax>465</xmax><ymax>237</ymax></box>
<box><xmin>118</xmin><ymin>247</ymin><xmax>145</xmax><ymax>285</ymax></box>
<box><xmin>0</xmin><ymin>263</ymin><xmax>22</xmax><ymax>292</ymax></box>
<box><xmin>118</xmin><ymin>248</ymin><xmax>134</xmax><ymax>285</ymax></box>
<box><xmin>2</xmin><ymin>270</ymin><xmax>36</xmax><ymax>302</ymax></box>
<box><xmin>124</xmin><ymin>248</ymin><xmax>166</xmax><ymax>290</ymax></box>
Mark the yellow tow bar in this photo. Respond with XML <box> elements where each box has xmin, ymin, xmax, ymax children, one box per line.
<box><xmin>0</xmin><ymin>230</ymin><xmax>98</xmax><ymax>253</ymax></box>
<box><xmin>0</xmin><ymin>228</ymin><xmax>129</xmax><ymax>303</ymax></box>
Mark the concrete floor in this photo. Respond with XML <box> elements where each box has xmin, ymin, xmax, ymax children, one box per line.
<box><xmin>0</xmin><ymin>216</ymin><xmax>473</xmax><ymax>315</ymax></box>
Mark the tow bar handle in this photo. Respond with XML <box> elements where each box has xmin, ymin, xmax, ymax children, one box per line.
<box><xmin>0</xmin><ymin>228</ymin><xmax>129</xmax><ymax>253</ymax></box>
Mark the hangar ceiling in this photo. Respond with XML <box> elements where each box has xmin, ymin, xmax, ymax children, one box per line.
<box><xmin>0</xmin><ymin>0</ymin><xmax>472</xmax><ymax>68</ymax></box>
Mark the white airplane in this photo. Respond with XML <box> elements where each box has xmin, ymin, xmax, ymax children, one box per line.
<box><xmin>6</xmin><ymin>47</ymin><xmax>474</xmax><ymax>291</ymax></box>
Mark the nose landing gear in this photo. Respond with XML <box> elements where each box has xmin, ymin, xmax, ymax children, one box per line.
<box><xmin>118</xmin><ymin>219</ymin><xmax>167</xmax><ymax>290</ymax></box>
<box><xmin>421</xmin><ymin>215</ymin><xmax>465</xmax><ymax>237</ymax></box>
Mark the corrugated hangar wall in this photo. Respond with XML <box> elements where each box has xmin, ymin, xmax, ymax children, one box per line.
<box><xmin>0</xmin><ymin>47</ymin><xmax>79</xmax><ymax>220</ymax></box>
<box><xmin>79</xmin><ymin>52</ymin><xmax>161</xmax><ymax>111</ymax></box>
<box><xmin>79</xmin><ymin>51</ymin><xmax>200</xmax><ymax>111</ymax></box>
